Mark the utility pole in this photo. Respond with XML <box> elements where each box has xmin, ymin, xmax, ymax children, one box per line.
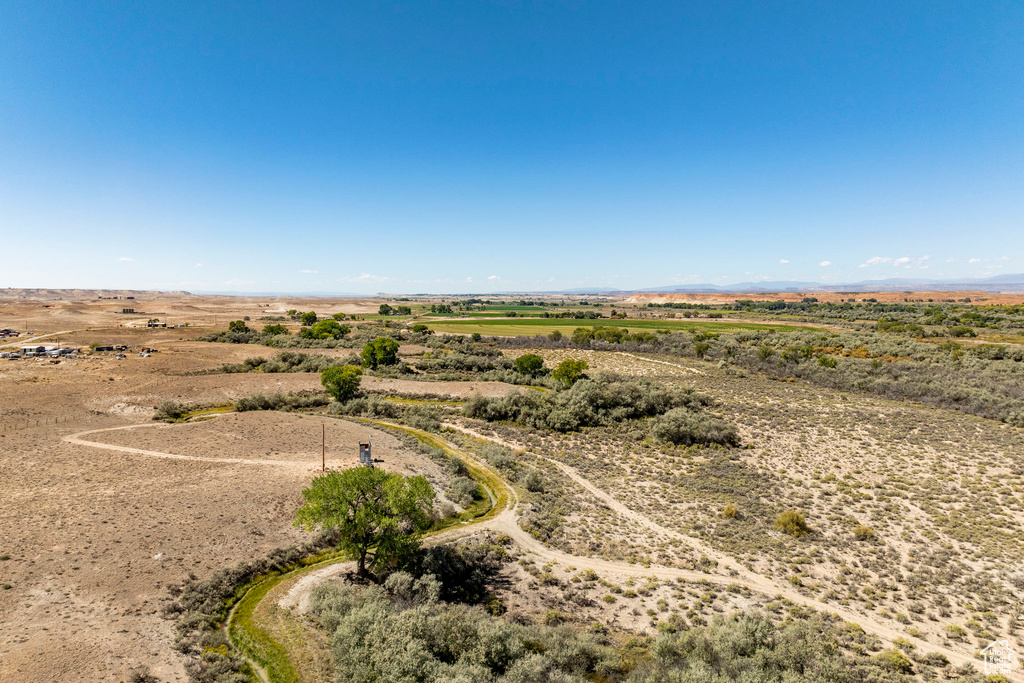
<box><xmin>322</xmin><ymin>423</ymin><xmax>325</xmax><ymax>472</ymax></box>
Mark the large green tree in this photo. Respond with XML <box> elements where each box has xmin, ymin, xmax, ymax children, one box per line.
<box><xmin>552</xmin><ymin>358</ymin><xmax>588</xmax><ymax>388</ymax></box>
<box><xmin>295</xmin><ymin>468</ymin><xmax>434</xmax><ymax>577</ymax></box>
<box><xmin>321</xmin><ymin>365</ymin><xmax>363</xmax><ymax>402</ymax></box>
<box><xmin>361</xmin><ymin>337</ymin><xmax>401</xmax><ymax>369</ymax></box>
<box><xmin>323</xmin><ymin>366</ymin><xmax>368</xmax><ymax>403</ymax></box>
<box><xmin>514</xmin><ymin>353</ymin><xmax>546</xmax><ymax>377</ymax></box>
<box><xmin>311</xmin><ymin>319</ymin><xmax>351</xmax><ymax>339</ymax></box>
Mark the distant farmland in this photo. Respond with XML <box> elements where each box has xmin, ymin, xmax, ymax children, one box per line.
<box><xmin>422</xmin><ymin>317</ymin><xmax>823</xmax><ymax>336</ymax></box>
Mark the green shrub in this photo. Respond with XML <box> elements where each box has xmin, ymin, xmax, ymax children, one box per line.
<box><xmin>774</xmin><ymin>510</ymin><xmax>811</xmax><ymax>537</ymax></box>
<box><xmin>518</xmin><ymin>469</ymin><xmax>545</xmax><ymax>493</ymax></box>
<box><xmin>544</xmin><ymin>610</ymin><xmax>565</xmax><ymax>626</ymax></box>
<box><xmin>514</xmin><ymin>353</ymin><xmax>546</xmax><ymax>377</ymax></box>
<box><xmin>552</xmin><ymin>358</ymin><xmax>589</xmax><ymax>387</ymax></box>
<box><xmin>464</xmin><ymin>374</ymin><xmax>717</xmax><ymax>433</ymax></box>
<box><xmin>874</xmin><ymin>648</ymin><xmax>914</xmax><ymax>674</ymax></box>
<box><xmin>153</xmin><ymin>400</ymin><xmax>187</xmax><ymax>422</ymax></box>
<box><xmin>448</xmin><ymin>477</ymin><xmax>479</xmax><ymax>507</ymax></box>
<box><xmin>852</xmin><ymin>524</ymin><xmax>875</xmax><ymax>541</ymax></box>
<box><xmin>948</xmin><ymin>325</ymin><xmax>976</xmax><ymax>337</ymax></box>
<box><xmin>651</xmin><ymin>408</ymin><xmax>740</xmax><ymax>447</ymax></box>
<box><xmin>235</xmin><ymin>391</ymin><xmax>331</xmax><ymax>412</ymax></box>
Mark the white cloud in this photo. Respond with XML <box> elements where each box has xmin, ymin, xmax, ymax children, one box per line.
<box><xmin>946</xmin><ymin>257</ymin><xmax>963</xmax><ymax>263</ymax></box>
<box><xmin>861</xmin><ymin>255</ymin><xmax>929</xmax><ymax>269</ymax></box>
<box><xmin>299</xmin><ymin>269</ymin><xmax>318</xmax><ymax>274</ymax></box>
<box><xmin>968</xmin><ymin>258</ymin><xmax>982</xmax><ymax>263</ymax></box>
<box><xmin>338</xmin><ymin>273</ymin><xmax>392</xmax><ymax>283</ymax></box>
<box><xmin>819</xmin><ymin>260</ymin><xmax>833</xmax><ymax>267</ymax></box>
<box><xmin>778</xmin><ymin>259</ymin><xmax>789</xmax><ymax>264</ymax></box>
<box><xmin>488</xmin><ymin>275</ymin><xmax>500</xmax><ymax>280</ymax></box>
<box><xmin>193</xmin><ymin>263</ymin><xmax>203</xmax><ymax>268</ymax></box>
<box><xmin>119</xmin><ymin>256</ymin><xmax>134</xmax><ymax>262</ymax></box>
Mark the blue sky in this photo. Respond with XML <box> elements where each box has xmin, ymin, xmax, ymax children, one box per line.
<box><xmin>1</xmin><ymin>2</ymin><xmax>1022</xmax><ymax>293</ymax></box>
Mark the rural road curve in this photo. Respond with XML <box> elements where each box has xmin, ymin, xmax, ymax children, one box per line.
<box><xmin>64</xmin><ymin>422</ymin><xmax>323</xmax><ymax>470</ymax></box>
<box><xmin>274</xmin><ymin>421</ymin><xmax>990</xmax><ymax>676</ymax></box>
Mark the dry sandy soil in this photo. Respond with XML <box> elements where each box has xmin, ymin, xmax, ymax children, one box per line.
<box><xmin>0</xmin><ymin>295</ymin><xmax>527</xmax><ymax>682</ymax></box>
<box><xmin>3</xmin><ymin>290</ymin><xmax>1021</xmax><ymax>681</ymax></box>
<box><xmin>0</xmin><ymin>292</ymin><xmax>386</xmax><ymax>340</ymax></box>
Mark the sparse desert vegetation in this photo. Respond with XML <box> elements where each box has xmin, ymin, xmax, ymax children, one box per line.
<box><xmin>2</xmin><ymin>290</ymin><xmax>1023</xmax><ymax>682</ymax></box>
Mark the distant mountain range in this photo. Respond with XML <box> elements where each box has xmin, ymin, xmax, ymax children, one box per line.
<box><xmin>5</xmin><ymin>275</ymin><xmax>1024</xmax><ymax>299</ymax></box>
<box><xmin>0</xmin><ymin>288</ymin><xmax>194</xmax><ymax>300</ymax></box>
<box><xmin>545</xmin><ymin>274</ymin><xmax>1024</xmax><ymax>296</ymax></box>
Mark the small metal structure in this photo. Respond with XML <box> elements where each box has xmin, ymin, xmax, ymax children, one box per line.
<box><xmin>359</xmin><ymin>436</ymin><xmax>374</xmax><ymax>468</ymax></box>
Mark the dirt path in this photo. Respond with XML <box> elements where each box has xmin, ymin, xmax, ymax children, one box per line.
<box><xmin>64</xmin><ymin>422</ymin><xmax>317</xmax><ymax>469</ymax></box>
<box><xmin>270</xmin><ymin>423</ymin><xmax>987</xmax><ymax>674</ymax></box>
<box><xmin>0</xmin><ymin>329</ymin><xmax>79</xmax><ymax>348</ymax></box>
<box><xmin>615</xmin><ymin>351</ymin><xmax>706</xmax><ymax>375</ymax></box>
<box><xmin>458</xmin><ymin>432</ymin><xmax>990</xmax><ymax>673</ymax></box>
<box><xmin>70</xmin><ymin>418</ymin><xmax>991</xmax><ymax>677</ymax></box>
<box><xmin>447</xmin><ymin>423</ymin><xmax>738</xmax><ymax>569</ymax></box>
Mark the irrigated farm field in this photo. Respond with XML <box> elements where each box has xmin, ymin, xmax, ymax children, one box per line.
<box><xmin>421</xmin><ymin>316</ymin><xmax>822</xmax><ymax>337</ymax></box>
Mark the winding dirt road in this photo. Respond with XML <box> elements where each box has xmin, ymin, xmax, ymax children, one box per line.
<box><xmin>64</xmin><ymin>423</ymin><xmax>317</xmax><ymax>469</ymax></box>
<box><xmin>66</xmin><ymin>417</ymin><xmax>994</xmax><ymax>678</ymax></box>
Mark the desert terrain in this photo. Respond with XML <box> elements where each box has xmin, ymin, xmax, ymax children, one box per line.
<box><xmin>1</xmin><ymin>290</ymin><xmax>1023</xmax><ymax>682</ymax></box>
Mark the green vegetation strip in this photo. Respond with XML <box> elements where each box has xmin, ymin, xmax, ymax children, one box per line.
<box><xmin>381</xmin><ymin>396</ymin><xmax>463</xmax><ymax>406</ymax></box>
<box><xmin>423</xmin><ymin>317</ymin><xmax>821</xmax><ymax>337</ymax></box>
<box><xmin>360</xmin><ymin>419</ymin><xmax>510</xmax><ymax>522</ymax></box>
<box><xmin>226</xmin><ymin>548</ymin><xmax>348</xmax><ymax>683</ymax></box>
<box><xmin>226</xmin><ymin>421</ymin><xmax>508</xmax><ymax>683</ymax></box>
<box><xmin>183</xmin><ymin>404</ymin><xmax>235</xmax><ymax>420</ymax></box>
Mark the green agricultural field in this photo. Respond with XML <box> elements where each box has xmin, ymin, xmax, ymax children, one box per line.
<box><xmin>422</xmin><ymin>316</ymin><xmax>821</xmax><ymax>336</ymax></box>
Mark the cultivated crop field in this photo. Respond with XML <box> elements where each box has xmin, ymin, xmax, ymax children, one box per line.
<box><xmin>421</xmin><ymin>316</ymin><xmax>822</xmax><ymax>337</ymax></box>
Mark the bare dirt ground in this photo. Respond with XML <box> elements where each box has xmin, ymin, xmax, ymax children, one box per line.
<box><xmin>0</xmin><ymin>295</ymin><xmax>509</xmax><ymax>683</ymax></box>
<box><xmin>0</xmin><ymin>396</ymin><xmax>442</xmax><ymax>682</ymax></box>
<box><xmin>3</xmin><ymin>291</ymin><xmax>1021</xmax><ymax>681</ymax></box>
<box><xmin>0</xmin><ymin>292</ymin><xmax>388</xmax><ymax>344</ymax></box>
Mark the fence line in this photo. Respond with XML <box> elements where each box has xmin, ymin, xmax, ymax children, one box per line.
<box><xmin>0</xmin><ymin>415</ymin><xmax>70</xmax><ymax>434</ymax></box>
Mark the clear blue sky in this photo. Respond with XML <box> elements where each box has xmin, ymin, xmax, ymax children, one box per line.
<box><xmin>2</xmin><ymin>2</ymin><xmax>1022</xmax><ymax>293</ymax></box>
